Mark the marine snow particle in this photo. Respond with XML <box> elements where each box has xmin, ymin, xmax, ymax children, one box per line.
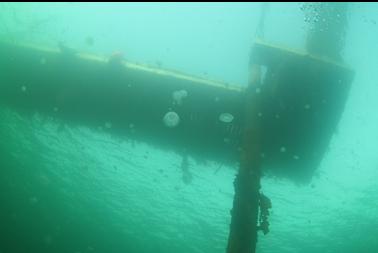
<box><xmin>163</xmin><ymin>111</ymin><xmax>180</xmax><ymax>128</ymax></box>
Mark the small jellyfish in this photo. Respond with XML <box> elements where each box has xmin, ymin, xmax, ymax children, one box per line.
<box><xmin>255</xmin><ymin>87</ymin><xmax>261</xmax><ymax>94</ymax></box>
<box><xmin>293</xmin><ymin>155</ymin><xmax>300</xmax><ymax>160</ymax></box>
<box><xmin>219</xmin><ymin>113</ymin><xmax>234</xmax><ymax>123</ymax></box>
<box><xmin>29</xmin><ymin>196</ymin><xmax>38</xmax><ymax>205</ymax></box>
<box><xmin>104</xmin><ymin>122</ymin><xmax>112</xmax><ymax>129</ymax></box>
<box><xmin>155</xmin><ymin>60</ymin><xmax>163</xmax><ymax>68</ymax></box>
<box><xmin>172</xmin><ymin>90</ymin><xmax>188</xmax><ymax>106</ymax></box>
<box><xmin>280</xmin><ymin>146</ymin><xmax>286</xmax><ymax>153</ymax></box>
<box><xmin>163</xmin><ymin>111</ymin><xmax>180</xmax><ymax>128</ymax></box>
<box><xmin>304</xmin><ymin>104</ymin><xmax>311</xmax><ymax>110</ymax></box>
<box><xmin>257</xmin><ymin>112</ymin><xmax>263</xmax><ymax>117</ymax></box>
<box><xmin>43</xmin><ymin>235</ymin><xmax>53</xmax><ymax>245</ymax></box>
<box><xmin>40</xmin><ymin>58</ymin><xmax>47</xmax><ymax>65</ymax></box>
<box><xmin>85</xmin><ymin>36</ymin><xmax>94</xmax><ymax>46</ymax></box>
<box><xmin>129</xmin><ymin>124</ymin><xmax>136</xmax><ymax>134</ymax></box>
<box><xmin>53</xmin><ymin>107</ymin><xmax>59</xmax><ymax>112</ymax></box>
<box><xmin>21</xmin><ymin>85</ymin><xmax>27</xmax><ymax>92</ymax></box>
<box><xmin>108</xmin><ymin>51</ymin><xmax>124</xmax><ymax>65</ymax></box>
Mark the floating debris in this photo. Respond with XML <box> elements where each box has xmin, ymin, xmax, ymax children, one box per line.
<box><xmin>219</xmin><ymin>113</ymin><xmax>234</xmax><ymax>123</ymax></box>
<box><xmin>163</xmin><ymin>111</ymin><xmax>180</xmax><ymax>128</ymax></box>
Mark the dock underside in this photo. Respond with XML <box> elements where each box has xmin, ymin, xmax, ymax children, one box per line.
<box><xmin>0</xmin><ymin>40</ymin><xmax>353</xmax><ymax>182</ymax></box>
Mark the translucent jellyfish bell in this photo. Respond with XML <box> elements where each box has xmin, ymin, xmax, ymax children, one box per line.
<box><xmin>172</xmin><ymin>89</ymin><xmax>188</xmax><ymax>106</ymax></box>
<box><xmin>163</xmin><ymin>111</ymin><xmax>180</xmax><ymax>128</ymax></box>
<box><xmin>219</xmin><ymin>113</ymin><xmax>234</xmax><ymax>123</ymax></box>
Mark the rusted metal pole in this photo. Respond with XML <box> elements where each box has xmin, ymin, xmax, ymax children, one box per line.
<box><xmin>226</xmin><ymin>64</ymin><xmax>263</xmax><ymax>253</ymax></box>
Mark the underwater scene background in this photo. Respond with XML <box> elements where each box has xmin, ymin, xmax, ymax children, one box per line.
<box><xmin>0</xmin><ymin>3</ymin><xmax>378</xmax><ymax>253</ymax></box>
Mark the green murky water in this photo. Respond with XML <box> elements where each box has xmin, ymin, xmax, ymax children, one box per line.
<box><xmin>1</xmin><ymin>3</ymin><xmax>378</xmax><ymax>253</ymax></box>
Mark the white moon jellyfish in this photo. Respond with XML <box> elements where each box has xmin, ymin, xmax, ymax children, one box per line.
<box><xmin>219</xmin><ymin>113</ymin><xmax>234</xmax><ymax>123</ymax></box>
<box><xmin>163</xmin><ymin>111</ymin><xmax>180</xmax><ymax>128</ymax></box>
<box><xmin>29</xmin><ymin>196</ymin><xmax>38</xmax><ymax>205</ymax></box>
<box><xmin>172</xmin><ymin>90</ymin><xmax>188</xmax><ymax>106</ymax></box>
<box><xmin>40</xmin><ymin>58</ymin><xmax>47</xmax><ymax>65</ymax></box>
